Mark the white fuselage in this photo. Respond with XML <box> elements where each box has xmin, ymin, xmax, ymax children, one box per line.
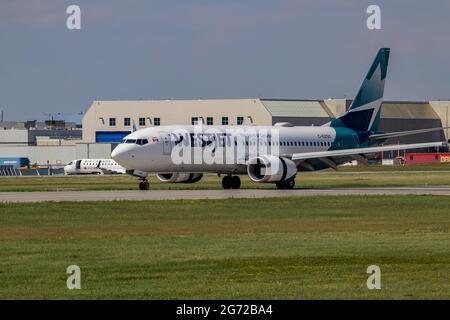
<box><xmin>111</xmin><ymin>125</ymin><xmax>356</xmax><ymax>174</ymax></box>
<box><xmin>64</xmin><ymin>159</ymin><xmax>125</xmax><ymax>175</ymax></box>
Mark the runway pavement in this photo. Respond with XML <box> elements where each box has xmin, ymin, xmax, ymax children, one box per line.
<box><xmin>2</xmin><ymin>187</ymin><xmax>450</xmax><ymax>203</ymax></box>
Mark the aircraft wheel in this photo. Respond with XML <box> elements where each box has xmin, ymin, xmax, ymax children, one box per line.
<box><xmin>222</xmin><ymin>176</ymin><xmax>232</xmax><ymax>189</ymax></box>
<box><xmin>231</xmin><ymin>176</ymin><xmax>241</xmax><ymax>189</ymax></box>
<box><xmin>139</xmin><ymin>180</ymin><xmax>150</xmax><ymax>190</ymax></box>
<box><xmin>276</xmin><ymin>179</ymin><xmax>295</xmax><ymax>190</ymax></box>
<box><xmin>286</xmin><ymin>179</ymin><xmax>295</xmax><ymax>190</ymax></box>
<box><xmin>276</xmin><ymin>182</ymin><xmax>285</xmax><ymax>190</ymax></box>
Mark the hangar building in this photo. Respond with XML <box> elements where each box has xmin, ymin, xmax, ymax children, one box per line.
<box><xmin>82</xmin><ymin>99</ymin><xmax>450</xmax><ymax>149</ymax></box>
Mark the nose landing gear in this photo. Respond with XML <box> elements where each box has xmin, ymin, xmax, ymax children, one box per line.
<box><xmin>222</xmin><ymin>175</ymin><xmax>241</xmax><ymax>189</ymax></box>
<box><xmin>138</xmin><ymin>179</ymin><xmax>150</xmax><ymax>190</ymax></box>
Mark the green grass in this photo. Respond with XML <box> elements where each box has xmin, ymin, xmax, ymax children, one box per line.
<box><xmin>1</xmin><ymin>163</ymin><xmax>450</xmax><ymax>192</ymax></box>
<box><xmin>1</xmin><ymin>195</ymin><xmax>450</xmax><ymax>299</ymax></box>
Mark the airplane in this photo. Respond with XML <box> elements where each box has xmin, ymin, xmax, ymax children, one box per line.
<box><xmin>64</xmin><ymin>159</ymin><xmax>126</xmax><ymax>175</ymax></box>
<box><xmin>111</xmin><ymin>48</ymin><xmax>447</xmax><ymax>190</ymax></box>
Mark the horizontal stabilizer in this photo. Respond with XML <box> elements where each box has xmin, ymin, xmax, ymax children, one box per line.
<box><xmin>369</xmin><ymin>127</ymin><xmax>448</xmax><ymax>141</ymax></box>
<box><xmin>292</xmin><ymin>141</ymin><xmax>446</xmax><ymax>161</ymax></box>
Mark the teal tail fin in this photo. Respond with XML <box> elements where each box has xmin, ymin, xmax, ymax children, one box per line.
<box><xmin>330</xmin><ymin>48</ymin><xmax>390</xmax><ymax>132</ymax></box>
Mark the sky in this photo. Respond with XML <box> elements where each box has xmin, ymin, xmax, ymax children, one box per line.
<box><xmin>1</xmin><ymin>0</ymin><xmax>450</xmax><ymax>122</ymax></box>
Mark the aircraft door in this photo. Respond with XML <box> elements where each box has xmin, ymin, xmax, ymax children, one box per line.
<box><xmin>160</xmin><ymin>132</ymin><xmax>172</xmax><ymax>155</ymax></box>
<box><xmin>76</xmin><ymin>160</ymin><xmax>81</xmax><ymax>170</ymax></box>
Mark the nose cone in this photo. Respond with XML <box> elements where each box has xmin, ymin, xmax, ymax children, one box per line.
<box><xmin>110</xmin><ymin>145</ymin><xmax>121</xmax><ymax>160</ymax></box>
<box><xmin>111</xmin><ymin>144</ymin><xmax>132</xmax><ymax>168</ymax></box>
<box><xmin>111</xmin><ymin>145</ymin><xmax>124</xmax><ymax>163</ymax></box>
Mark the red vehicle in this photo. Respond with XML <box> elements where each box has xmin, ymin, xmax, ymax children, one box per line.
<box><xmin>405</xmin><ymin>153</ymin><xmax>450</xmax><ymax>164</ymax></box>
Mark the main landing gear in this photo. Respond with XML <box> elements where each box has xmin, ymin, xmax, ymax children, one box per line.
<box><xmin>276</xmin><ymin>178</ymin><xmax>295</xmax><ymax>190</ymax></box>
<box><xmin>138</xmin><ymin>178</ymin><xmax>150</xmax><ymax>190</ymax></box>
<box><xmin>222</xmin><ymin>175</ymin><xmax>241</xmax><ymax>189</ymax></box>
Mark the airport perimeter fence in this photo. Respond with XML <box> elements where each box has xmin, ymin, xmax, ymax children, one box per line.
<box><xmin>0</xmin><ymin>166</ymin><xmax>65</xmax><ymax>176</ymax></box>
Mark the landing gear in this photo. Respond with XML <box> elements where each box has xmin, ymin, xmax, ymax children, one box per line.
<box><xmin>139</xmin><ymin>179</ymin><xmax>150</xmax><ymax>190</ymax></box>
<box><xmin>276</xmin><ymin>178</ymin><xmax>295</xmax><ymax>190</ymax></box>
<box><xmin>222</xmin><ymin>175</ymin><xmax>241</xmax><ymax>189</ymax></box>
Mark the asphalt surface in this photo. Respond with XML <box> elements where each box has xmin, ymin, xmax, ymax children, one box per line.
<box><xmin>1</xmin><ymin>187</ymin><xmax>450</xmax><ymax>203</ymax></box>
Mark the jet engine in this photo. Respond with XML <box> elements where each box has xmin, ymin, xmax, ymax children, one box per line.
<box><xmin>156</xmin><ymin>173</ymin><xmax>203</xmax><ymax>183</ymax></box>
<box><xmin>247</xmin><ymin>155</ymin><xmax>297</xmax><ymax>183</ymax></box>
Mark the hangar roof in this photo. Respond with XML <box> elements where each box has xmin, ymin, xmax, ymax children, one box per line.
<box><xmin>260</xmin><ymin>99</ymin><xmax>331</xmax><ymax>118</ymax></box>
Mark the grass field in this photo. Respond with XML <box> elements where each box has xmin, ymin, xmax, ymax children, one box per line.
<box><xmin>1</xmin><ymin>195</ymin><xmax>450</xmax><ymax>299</ymax></box>
<box><xmin>1</xmin><ymin>163</ymin><xmax>450</xmax><ymax>192</ymax></box>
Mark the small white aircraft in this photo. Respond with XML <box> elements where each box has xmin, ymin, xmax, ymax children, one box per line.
<box><xmin>64</xmin><ymin>159</ymin><xmax>126</xmax><ymax>175</ymax></box>
<box><xmin>111</xmin><ymin>48</ymin><xmax>446</xmax><ymax>190</ymax></box>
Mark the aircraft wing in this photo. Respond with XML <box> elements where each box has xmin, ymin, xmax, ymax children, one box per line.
<box><xmin>98</xmin><ymin>167</ymin><xmax>126</xmax><ymax>175</ymax></box>
<box><xmin>291</xmin><ymin>141</ymin><xmax>446</xmax><ymax>170</ymax></box>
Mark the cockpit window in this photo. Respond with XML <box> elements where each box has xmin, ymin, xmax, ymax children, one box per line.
<box><xmin>123</xmin><ymin>139</ymin><xmax>148</xmax><ymax>145</ymax></box>
<box><xmin>136</xmin><ymin>139</ymin><xmax>149</xmax><ymax>145</ymax></box>
<box><xmin>139</xmin><ymin>139</ymin><xmax>148</xmax><ymax>145</ymax></box>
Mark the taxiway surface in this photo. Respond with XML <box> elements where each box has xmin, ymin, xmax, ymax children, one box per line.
<box><xmin>1</xmin><ymin>187</ymin><xmax>450</xmax><ymax>203</ymax></box>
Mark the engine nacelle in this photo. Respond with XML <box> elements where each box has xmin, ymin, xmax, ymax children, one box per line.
<box><xmin>247</xmin><ymin>155</ymin><xmax>297</xmax><ymax>183</ymax></box>
<box><xmin>156</xmin><ymin>173</ymin><xmax>203</xmax><ymax>183</ymax></box>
